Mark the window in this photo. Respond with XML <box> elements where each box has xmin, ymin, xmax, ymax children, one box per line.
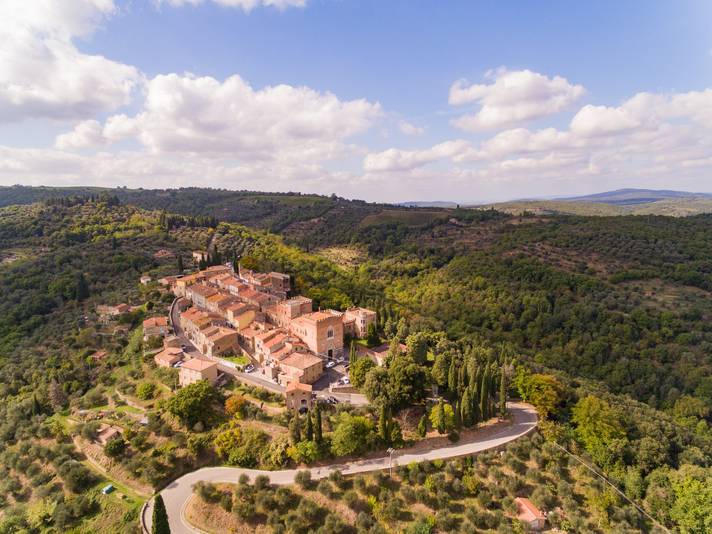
<box><xmin>327</xmin><ymin>328</ymin><xmax>334</xmax><ymax>339</ymax></box>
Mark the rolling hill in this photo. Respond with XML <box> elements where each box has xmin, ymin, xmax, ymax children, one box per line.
<box><xmin>484</xmin><ymin>188</ymin><xmax>712</xmax><ymax>216</ymax></box>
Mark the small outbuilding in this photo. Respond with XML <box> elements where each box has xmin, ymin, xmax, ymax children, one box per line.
<box><xmin>96</xmin><ymin>425</ymin><xmax>123</xmax><ymax>446</ymax></box>
<box><xmin>285</xmin><ymin>381</ymin><xmax>313</xmax><ymax>412</ymax></box>
<box><xmin>515</xmin><ymin>497</ymin><xmax>546</xmax><ymax>531</ymax></box>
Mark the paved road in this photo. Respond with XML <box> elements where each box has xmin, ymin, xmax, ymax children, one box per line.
<box><xmin>154</xmin><ymin>402</ymin><xmax>537</xmax><ymax>534</ymax></box>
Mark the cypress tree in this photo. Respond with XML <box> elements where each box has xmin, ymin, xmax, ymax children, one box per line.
<box><xmin>460</xmin><ymin>388</ymin><xmax>472</xmax><ymax>427</ymax></box>
<box><xmin>177</xmin><ymin>254</ymin><xmax>184</xmax><ymax>273</ymax></box>
<box><xmin>152</xmin><ymin>494</ymin><xmax>170</xmax><ymax>534</ymax></box>
<box><xmin>305</xmin><ymin>410</ymin><xmax>314</xmax><ymax>441</ymax></box>
<box><xmin>453</xmin><ymin>399</ymin><xmax>462</xmax><ymax>429</ymax></box>
<box><xmin>499</xmin><ymin>363</ymin><xmax>507</xmax><ymax>419</ymax></box>
<box><xmin>447</xmin><ymin>358</ymin><xmax>458</xmax><ymax>394</ymax></box>
<box><xmin>457</xmin><ymin>364</ymin><xmax>467</xmax><ymax>396</ymax></box>
<box><xmin>289</xmin><ymin>414</ymin><xmax>301</xmax><ymax>444</ymax></box>
<box><xmin>75</xmin><ymin>272</ymin><xmax>89</xmax><ymax>301</ymax></box>
<box><xmin>349</xmin><ymin>341</ymin><xmax>358</xmax><ymax>367</ymax></box>
<box><xmin>31</xmin><ymin>393</ymin><xmax>42</xmax><ymax>416</ymax></box>
<box><xmin>314</xmin><ymin>402</ymin><xmax>323</xmax><ymax>444</ymax></box>
<box><xmin>417</xmin><ymin>414</ymin><xmax>428</xmax><ymax>437</ymax></box>
<box><xmin>434</xmin><ymin>399</ymin><xmax>446</xmax><ymax>434</ymax></box>
<box><xmin>378</xmin><ymin>404</ymin><xmax>389</xmax><ymax>443</ymax></box>
<box><xmin>471</xmin><ymin>384</ymin><xmax>480</xmax><ymax>424</ymax></box>
<box><xmin>480</xmin><ymin>369</ymin><xmax>489</xmax><ymax>421</ymax></box>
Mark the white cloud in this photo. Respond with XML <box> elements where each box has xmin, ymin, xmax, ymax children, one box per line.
<box><xmin>360</xmin><ymin>85</ymin><xmax>712</xmax><ymax>198</ymax></box>
<box><xmin>0</xmin><ymin>0</ymin><xmax>140</xmax><ymax>123</ymax></box>
<box><xmin>449</xmin><ymin>68</ymin><xmax>585</xmax><ymax>131</ymax></box>
<box><xmin>71</xmin><ymin>73</ymin><xmax>381</xmax><ymax>165</ymax></box>
<box><xmin>398</xmin><ymin>120</ymin><xmax>425</xmax><ymax>136</ymax></box>
<box><xmin>0</xmin><ymin>145</ymin><xmax>356</xmax><ymax>193</ymax></box>
<box><xmin>363</xmin><ymin>140</ymin><xmax>470</xmax><ymax>172</ymax></box>
<box><xmin>55</xmin><ymin>120</ymin><xmax>106</xmax><ymax>149</ymax></box>
<box><xmin>158</xmin><ymin>0</ymin><xmax>306</xmax><ymax>12</ymax></box>
<box><xmin>570</xmin><ymin>104</ymin><xmax>644</xmax><ymax>137</ymax></box>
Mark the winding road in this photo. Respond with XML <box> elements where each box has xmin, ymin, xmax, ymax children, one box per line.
<box><xmin>150</xmin><ymin>402</ymin><xmax>537</xmax><ymax>534</ymax></box>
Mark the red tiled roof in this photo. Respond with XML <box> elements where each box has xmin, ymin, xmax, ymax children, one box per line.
<box><xmin>181</xmin><ymin>358</ymin><xmax>217</xmax><ymax>372</ymax></box>
<box><xmin>286</xmin><ymin>381</ymin><xmax>312</xmax><ymax>393</ymax></box>
<box><xmin>280</xmin><ymin>352</ymin><xmax>322</xmax><ymax>370</ymax></box>
<box><xmin>143</xmin><ymin>316</ymin><xmax>168</xmax><ymax>328</ymax></box>
<box><xmin>515</xmin><ymin>498</ymin><xmax>545</xmax><ymax>523</ymax></box>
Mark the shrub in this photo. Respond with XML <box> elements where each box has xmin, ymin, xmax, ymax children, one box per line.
<box><xmin>194</xmin><ymin>481</ymin><xmax>221</xmax><ymax>503</ymax></box>
<box><xmin>343</xmin><ymin>490</ymin><xmax>364</xmax><ymax>510</ymax></box>
<box><xmin>80</xmin><ymin>421</ymin><xmax>101</xmax><ymax>441</ymax></box>
<box><xmin>136</xmin><ymin>382</ymin><xmax>156</xmax><ymax>400</ymax></box>
<box><xmin>225</xmin><ymin>394</ymin><xmax>248</xmax><ymax>418</ymax></box>
<box><xmin>56</xmin><ymin>460</ymin><xmax>94</xmax><ymax>493</ymax></box>
<box><xmin>328</xmin><ymin>469</ymin><xmax>346</xmax><ymax>489</ymax></box>
<box><xmin>401</xmin><ymin>485</ymin><xmax>417</xmax><ymax>503</ymax></box>
<box><xmin>353</xmin><ymin>475</ymin><xmax>367</xmax><ymax>494</ymax></box>
<box><xmin>294</xmin><ymin>470</ymin><xmax>312</xmax><ymax>489</ymax></box>
<box><xmin>254</xmin><ymin>475</ymin><xmax>271</xmax><ymax>491</ymax></box>
<box><xmin>274</xmin><ymin>487</ymin><xmax>298</xmax><ymax>512</ymax></box>
<box><xmin>104</xmin><ymin>437</ymin><xmax>127</xmax><ymax>458</ymax></box>
<box><xmin>435</xmin><ymin>510</ymin><xmax>459</xmax><ymax>531</ymax></box>
<box><xmin>317</xmin><ymin>479</ymin><xmax>334</xmax><ymax>498</ymax></box>
<box><xmin>287</xmin><ymin>440</ymin><xmax>319</xmax><ymax>465</ymax></box>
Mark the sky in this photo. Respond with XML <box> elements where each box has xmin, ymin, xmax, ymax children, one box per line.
<box><xmin>0</xmin><ymin>1</ymin><xmax>711</xmax><ymax>203</ymax></box>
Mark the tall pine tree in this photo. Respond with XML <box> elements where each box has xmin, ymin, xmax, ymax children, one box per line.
<box><xmin>289</xmin><ymin>414</ymin><xmax>301</xmax><ymax>444</ymax></box>
<box><xmin>447</xmin><ymin>358</ymin><xmax>458</xmax><ymax>394</ymax></box>
<box><xmin>75</xmin><ymin>272</ymin><xmax>89</xmax><ymax>301</ymax></box>
<box><xmin>305</xmin><ymin>410</ymin><xmax>314</xmax><ymax>441</ymax></box>
<box><xmin>499</xmin><ymin>363</ymin><xmax>507</xmax><ymax>419</ymax></box>
<box><xmin>479</xmin><ymin>368</ymin><xmax>489</xmax><ymax>421</ymax></box>
<box><xmin>152</xmin><ymin>494</ymin><xmax>170</xmax><ymax>534</ymax></box>
<box><xmin>460</xmin><ymin>388</ymin><xmax>473</xmax><ymax>427</ymax></box>
<box><xmin>314</xmin><ymin>402</ymin><xmax>323</xmax><ymax>444</ymax></box>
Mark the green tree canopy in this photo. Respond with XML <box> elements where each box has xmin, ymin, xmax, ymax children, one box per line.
<box><xmin>165</xmin><ymin>380</ymin><xmax>218</xmax><ymax>428</ymax></box>
<box><xmin>331</xmin><ymin>413</ymin><xmax>375</xmax><ymax>457</ymax></box>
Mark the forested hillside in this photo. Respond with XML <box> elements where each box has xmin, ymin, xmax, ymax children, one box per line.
<box><xmin>0</xmin><ymin>192</ymin><xmax>711</xmax><ymax>532</ymax></box>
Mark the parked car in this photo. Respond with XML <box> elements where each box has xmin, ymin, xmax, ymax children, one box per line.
<box><xmin>181</xmin><ymin>344</ymin><xmax>187</xmax><ymax>351</ymax></box>
<box><xmin>340</xmin><ymin>376</ymin><xmax>350</xmax><ymax>385</ymax></box>
<box><xmin>327</xmin><ymin>396</ymin><xmax>339</xmax><ymax>404</ymax></box>
<box><xmin>244</xmin><ymin>364</ymin><xmax>255</xmax><ymax>373</ymax></box>
<box><xmin>325</xmin><ymin>360</ymin><xmax>336</xmax><ymax>369</ymax></box>
<box><xmin>172</xmin><ymin>361</ymin><xmax>183</xmax><ymax>368</ymax></box>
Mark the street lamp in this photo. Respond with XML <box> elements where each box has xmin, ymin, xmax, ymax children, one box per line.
<box><xmin>387</xmin><ymin>447</ymin><xmax>395</xmax><ymax>478</ymax></box>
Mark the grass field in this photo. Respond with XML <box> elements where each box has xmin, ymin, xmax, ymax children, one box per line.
<box><xmin>360</xmin><ymin>209</ymin><xmax>447</xmax><ymax>228</ymax></box>
<box><xmin>484</xmin><ymin>197</ymin><xmax>712</xmax><ymax>217</ymax></box>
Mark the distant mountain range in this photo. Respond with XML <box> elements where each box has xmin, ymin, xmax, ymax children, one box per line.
<box><xmin>479</xmin><ymin>188</ymin><xmax>712</xmax><ymax>217</ymax></box>
<box><xmin>398</xmin><ymin>201</ymin><xmax>460</xmax><ymax>208</ymax></box>
<box><xmin>558</xmin><ymin>188</ymin><xmax>712</xmax><ymax>205</ymax></box>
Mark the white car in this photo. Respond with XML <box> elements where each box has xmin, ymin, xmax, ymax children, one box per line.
<box><xmin>244</xmin><ymin>364</ymin><xmax>255</xmax><ymax>373</ymax></box>
<box><xmin>172</xmin><ymin>361</ymin><xmax>183</xmax><ymax>368</ymax></box>
<box><xmin>341</xmin><ymin>376</ymin><xmax>350</xmax><ymax>385</ymax></box>
<box><xmin>325</xmin><ymin>361</ymin><xmax>336</xmax><ymax>369</ymax></box>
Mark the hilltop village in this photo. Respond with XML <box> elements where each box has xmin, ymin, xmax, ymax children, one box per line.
<box><xmin>136</xmin><ymin>255</ymin><xmax>378</xmax><ymax>409</ymax></box>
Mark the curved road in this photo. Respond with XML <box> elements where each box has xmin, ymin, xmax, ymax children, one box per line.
<box><xmin>154</xmin><ymin>402</ymin><xmax>537</xmax><ymax>534</ymax></box>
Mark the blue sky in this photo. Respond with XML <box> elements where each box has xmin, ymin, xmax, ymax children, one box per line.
<box><xmin>0</xmin><ymin>0</ymin><xmax>711</xmax><ymax>202</ymax></box>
